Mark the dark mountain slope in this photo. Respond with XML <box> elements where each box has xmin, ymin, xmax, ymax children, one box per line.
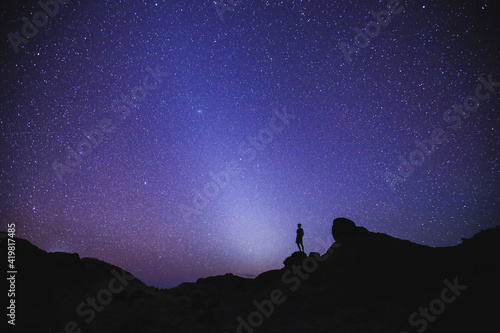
<box><xmin>3</xmin><ymin>222</ymin><xmax>499</xmax><ymax>333</ymax></box>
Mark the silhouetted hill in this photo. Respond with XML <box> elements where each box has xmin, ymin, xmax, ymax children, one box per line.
<box><xmin>2</xmin><ymin>222</ymin><xmax>500</xmax><ymax>333</ymax></box>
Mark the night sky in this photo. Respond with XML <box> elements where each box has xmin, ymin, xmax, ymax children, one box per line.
<box><xmin>1</xmin><ymin>0</ymin><xmax>499</xmax><ymax>288</ymax></box>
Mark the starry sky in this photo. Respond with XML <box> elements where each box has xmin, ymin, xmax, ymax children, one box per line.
<box><xmin>1</xmin><ymin>0</ymin><xmax>499</xmax><ymax>288</ymax></box>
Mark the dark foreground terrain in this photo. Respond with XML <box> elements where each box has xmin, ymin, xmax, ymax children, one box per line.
<box><xmin>3</xmin><ymin>220</ymin><xmax>500</xmax><ymax>333</ymax></box>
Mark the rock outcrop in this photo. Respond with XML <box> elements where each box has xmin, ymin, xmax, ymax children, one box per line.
<box><xmin>3</xmin><ymin>222</ymin><xmax>500</xmax><ymax>333</ymax></box>
<box><xmin>331</xmin><ymin>217</ymin><xmax>368</xmax><ymax>242</ymax></box>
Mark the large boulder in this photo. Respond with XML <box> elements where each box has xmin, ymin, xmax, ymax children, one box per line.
<box><xmin>331</xmin><ymin>217</ymin><xmax>368</xmax><ymax>243</ymax></box>
<box><xmin>283</xmin><ymin>251</ymin><xmax>307</xmax><ymax>268</ymax></box>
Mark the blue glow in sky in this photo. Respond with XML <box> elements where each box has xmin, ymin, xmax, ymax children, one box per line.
<box><xmin>1</xmin><ymin>0</ymin><xmax>499</xmax><ymax>288</ymax></box>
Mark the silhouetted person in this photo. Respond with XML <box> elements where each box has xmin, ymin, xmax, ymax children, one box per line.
<box><xmin>296</xmin><ymin>224</ymin><xmax>304</xmax><ymax>252</ymax></box>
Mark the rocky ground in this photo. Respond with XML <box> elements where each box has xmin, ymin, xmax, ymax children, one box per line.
<box><xmin>4</xmin><ymin>218</ymin><xmax>500</xmax><ymax>333</ymax></box>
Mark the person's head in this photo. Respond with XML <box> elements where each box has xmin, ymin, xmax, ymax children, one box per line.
<box><xmin>298</xmin><ymin>223</ymin><xmax>302</xmax><ymax>228</ymax></box>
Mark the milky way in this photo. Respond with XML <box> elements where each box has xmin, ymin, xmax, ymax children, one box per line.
<box><xmin>1</xmin><ymin>0</ymin><xmax>499</xmax><ymax>288</ymax></box>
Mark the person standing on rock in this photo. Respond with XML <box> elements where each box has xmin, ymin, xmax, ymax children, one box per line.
<box><xmin>296</xmin><ymin>224</ymin><xmax>304</xmax><ymax>252</ymax></box>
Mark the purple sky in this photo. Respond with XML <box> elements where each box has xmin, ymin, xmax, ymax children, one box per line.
<box><xmin>1</xmin><ymin>0</ymin><xmax>499</xmax><ymax>288</ymax></box>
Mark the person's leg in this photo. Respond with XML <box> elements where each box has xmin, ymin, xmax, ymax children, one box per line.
<box><xmin>297</xmin><ymin>243</ymin><xmax>301</xmax><ymax>251</ymax></box>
